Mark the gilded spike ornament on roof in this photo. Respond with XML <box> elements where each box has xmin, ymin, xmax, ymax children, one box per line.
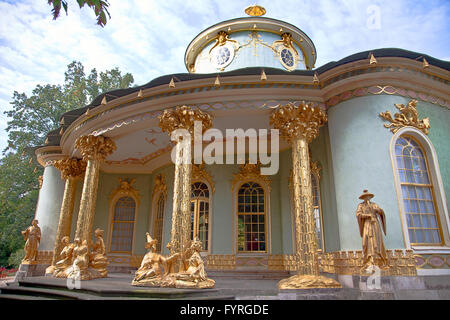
<box><xmin>379</xmin><ymin>99</ymin><xmax>430</xmax><ymax>135</ymax></box>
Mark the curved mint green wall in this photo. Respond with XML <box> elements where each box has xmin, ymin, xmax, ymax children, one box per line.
<box><xmin>69</xmin><ymin>178</ymin><xmax>82</xmax><ymax>241</ymax></box>
<box><xmin>417</xmin><ymin>102</ymin><xmax>450</xmax><ymax>211</ymax></box>
<box><xmin>186</xmin><ymin>162</ymin><xmax>284</xmax><ymax>255</ymax></box>
<box><xmin>156</xmin><ymin>161</ymin><xmax>285</xmax><ymax>255</ymax></box>
<box><xmin>310</xmin><ymin>126</ymin><xmax>341</xmax><ymax>252</ymax></box>
<box><xmin>328</xmin><ymin>95</ymin><xmax>418</xmax><ymax>251</ymax></box>
<box><xmin>206</xmin><ymin>164</ymin><xmax>236</xmax><ymax>254</ymax></box>
<box><xmin>278</xmin><ymin>126</ymin><xmax>342</xmax><ymax>254</ymax></box>
<box><xmin>84</xmin><ymin>150</ymin><xmax>339</xmax><ymax>256</ymax></box>
<box><xmin>151</xmin><ymin>165</ymin><xmax>174</xmax><ymax>256</ymax></box>
<box><xmin>93</xmin><ymin>172</ymin><xmax>152</xmax><ymax>255</ymax></box>
<box><xmin>278</xmin><ymin>149</ymin><xmax>293</xmax><ymax>254</ymax></box>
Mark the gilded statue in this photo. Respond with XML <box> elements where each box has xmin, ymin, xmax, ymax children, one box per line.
<box><xmin>21</xmin><ymin>219</ymin><xmax>41</xmax><ymax>264</ymax></box>
<box><xmin>67</xmin><ymin>238</ymin><xmax>91</xmax><ymax>280</ymax></box>
<box><xmin>132</xmin><ymin>233</ymin><xmax>214</xmax><ymax>288</ymax></box>
<box><xmin>208</xmin><ymin>31</ymin><xmax>239</xmax><ymax>55</ymax></box>
<box><xmin>53</xmin><ymin>236</ymin><xmax>75</xmax><ymax>277</ymax></box>
<box><xmin>133</xmin><ymin>233</ymin><xmax>179</xmax><ymax>284</ymax></box>
<box><xmin>89</xmin><ymin>228</ymin><xmax>108</xmax><ymax>277</ymax></box>
<box><xmin>52</xmin><ymin>229</ymin><xmax>109</xmax><ymax>280</ymax></box>
<box><xmin>272</xmin><ymin>33</ymin><xmax>299</xmax><ymax>57</ymax></box>
<box><xmin>379</xmin><ymin>99</ymin><xmax>430</xmax><ymax>134</ymax></box>
<box><xmin>174</xmin><ymin>237</ymin><xmax>213</xmax><ymax>286</ymax></box>
<box><xmin>356</xmin><ymin>190</ymin><xmax>388</xmax><ymax>271</ymax></box>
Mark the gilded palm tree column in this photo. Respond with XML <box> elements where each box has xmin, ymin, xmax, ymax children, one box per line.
<box><xmin>74</xmin><ymin>135</ymin><xmax>116</xmax><ymax>245</ymax></box>
<box><xmin>270</xmin><ymin>102</ymin><xmax>341</xmax><ymax>289</ymax></box>
<box><xmin>45</xmin><ymin>158</ymin><xmax>86</xmax><ymax>275</ymax></box>
<box><xmin>159</xmin><ymin>106</ymin><xmax>212</xmax><ymax>271</ymax></box>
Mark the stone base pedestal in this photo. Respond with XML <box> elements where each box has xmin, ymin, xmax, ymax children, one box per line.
<box><xmin>132</xmin><ymin>275</ymin><xmax>215</xmax><ymax>289</ymax></box>
<box><xmin>107</xmin><ymin>265</ymin><xmax>137</xmax><ymax>274</ymax></box>
<box><xmin>63</xmin><ymin>266</ymin><xmax>106</xmax><ymax>281</ymax></box>
<box><xmin>14</xmin><ymin>263</ymin><xmax>49</xmax><ymax>280</ymax></box>
<box><xmin>278</xmin><ymin>287</ymin><xmax>343</xmax><ymax>300</ymax></box>
<box><xmin>278</xmin><ymin>274</ymin><xmax>342</xmax><ymax>289</ymax></box>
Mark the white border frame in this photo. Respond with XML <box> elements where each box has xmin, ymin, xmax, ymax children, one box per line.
<box><xmin>390</xmin><ymin>127</ymin><xmax>450</xmax><ymax>252</ymax></box>
<box><xmin>190</xmin><ymin>179</ymin><xmax>214</xmax><ymax>256</ymax></box>
<box><xmin>149</xmin><ymin>190</ymin><xmax>167</xmax><ymax>254</ymax></box>
<box><xmin>107</xmin><ymin>192</ymin><xmax>140</xmax><ymax>256</ymax></box>
<box><xmin>232</xmin><ymin>179</ymin><xmax>272</xmax><ymax>257</ymax></box>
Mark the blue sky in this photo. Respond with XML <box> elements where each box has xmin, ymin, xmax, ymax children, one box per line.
<box><xmin>0</xmin><ymin>0</ymin><xmax>449</xmax><ymax>152</ymax></box>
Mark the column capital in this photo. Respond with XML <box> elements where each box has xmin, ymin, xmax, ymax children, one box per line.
<box><xmin>270</xmin><ymin>102</ymin><xmax>327</xmax><ymax>143</ymax></box>
<box><xmin>53</xmin><ymin>158</ymin><xmax>87</xmax><ymax>180</ymax></box>
<box><xmin>158</xmin><ymin>105</ymin><xmax>212</xmax><ymax>136</ymax></box>
<box><xmin>74</xmin><ymin>135</ymin><xmax>116</xmax><ymax>161</ymax></box>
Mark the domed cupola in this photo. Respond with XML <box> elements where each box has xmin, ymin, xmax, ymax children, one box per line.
<box><xmin>184</xmin><ymin>5</ymin><xmax>317</xmax><ymax>73</ymax></box>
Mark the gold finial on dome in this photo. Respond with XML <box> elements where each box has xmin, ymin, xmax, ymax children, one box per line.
<box><xmin>245</xmin><ymin>4</ymin><xmax>266</xmax><ymax>16</ymax></box>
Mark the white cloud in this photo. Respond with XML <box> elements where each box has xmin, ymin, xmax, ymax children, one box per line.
<box><xmin>0</xmin><ymin>0</ymin><xmax>448</xmax><ymax>152</ymax></box>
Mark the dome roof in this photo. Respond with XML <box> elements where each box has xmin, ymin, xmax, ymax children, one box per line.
<box><xmin>184</xmin><ymin>7</ymin><xmax>317</xmax><ymax>73</ymax></box>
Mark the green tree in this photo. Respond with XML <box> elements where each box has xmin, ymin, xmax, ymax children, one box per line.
<box><xmin>47</xmin><ymin>0</ymin><xmax>111</xmax><ymax>27</ymax></box>
<box><xmin>0</xmin><ymin>61</ymin><xmax>133</xmax><ymax>267</ymax></box>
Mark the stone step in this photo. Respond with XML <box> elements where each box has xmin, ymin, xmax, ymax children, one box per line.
<box><xmin>0</xmin><ymin>293</ymin><xmax>54</xmax><ymax>300</ymax></box>
<box><xmin>12</xmin><ymin>276</ymin><xmax>234</xmax><ymax>300</ymax></box>
<box><xmin>1</xmin><ymin>284</ymin><xmax>107</xmax><ymax>300</ymax></box>
<box><xmin>1</xmin><ymin>284</ymin><xmax>235</xmax><ymax>300</ymax></box>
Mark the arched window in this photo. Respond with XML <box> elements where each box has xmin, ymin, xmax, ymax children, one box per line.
<box><xmin>237</xmin><ymin>182</ymin><xmax>266</xmax><ymax>252</ymax></box>
<box><xmin>110</xmin><ymin>196</ymin><xmax>136</xmax><ymax>253</ymax></box>
<box><xmin>395</xmin><ymin>136</ymin><xmax>443</xmax><ymax>245</ymax></box>
<box><xmin>191</xmin><ymin>182</ymin><xmax>210</xmax><ymax>251</ymax></box>
<box><xmin>153</xmin><ymin>193</ymin><xmax>165</xmax><ymax>253</ymax></box>
<box><xmin>311</xmin><ymin>173</ymin><xmax>324</xmax><ymax>251</ymax></box>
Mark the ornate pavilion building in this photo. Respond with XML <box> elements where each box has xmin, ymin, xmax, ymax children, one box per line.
<box><xmin>28</xmin><ymin>6</ymin><xmax>449</xmax><ymax>283</ymax></box>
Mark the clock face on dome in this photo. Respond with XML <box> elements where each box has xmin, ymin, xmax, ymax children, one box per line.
<box><xmin>210</xmin><ymin>43</ymin><xmax>235</xmax><ymax>69</ymax></box>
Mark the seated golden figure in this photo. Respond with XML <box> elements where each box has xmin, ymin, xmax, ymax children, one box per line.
<box><xmin>53</xmin><ymin>236</ymin><xmax>75</xmax><ymax>278</ymax></box>
<box><xmin>133</xmin><ymin>233</ymin><xmax>179</xmax><ymax>283</ymax></box>
<box><xmin>132</xmin><ymin>233</ymin><xmax>214</xmax><ymax>288</ymax></box>
<box><xmin>89</xmin><ymin>228</ymin><xmax>108</xmax><ymax>277</ymax></box>
<box><xmin>174</xmin><ymin>237</ymin><xmax>210</xmax><ymax>284</ymax></box>
<box><xmin>67</xmin><ymin>239</ymin><xmax>92</xmax><ymax>280</ymax></box>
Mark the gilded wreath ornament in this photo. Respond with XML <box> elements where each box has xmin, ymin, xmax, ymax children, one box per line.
<box><xmin>74</xmin><ymin>135</ymin><xmax>117</xmax><ymax>161</ymax></box>
<box><xmin>269</xmin><ymin>102</ymin><xmax>328</xmax><ymax>143</ymax></box>
<box><xmin>53</xmin><ymin>158</ymin><xmax>87</xmax><ymax>180</ymax></box>
<box><xmin>158</xmin><ymin>105</ymin><xmax>212</xmax><ymax>136</ymax></box>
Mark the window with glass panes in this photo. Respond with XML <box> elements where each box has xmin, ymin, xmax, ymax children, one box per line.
<box><xmin>311</xmin><ymin>173</ymin><xmax>324</xmax><ymax>251</ymax></box>
<box><xmin>237</xmin><ymin>182</ymin><xmax>266</xmax><ymax>252</ymax></box>
<box><xmin>110</xmin><ymin>196</ymin><xmax>136</xmax><ymax>252</ymax></box>
<box><xmin>395</xmin><ymin>136</ymin><xmax>442</xmax><ymax>245</ymax></box>
<box><xmin>153</xmin><ymin>194</ymin><xmax>165</xmax><ymax>253</ymax></box>
<box><xmin>190</xmin><ymin>182</ymin><xmax>210</xmax><ymax>251</ymax></box>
